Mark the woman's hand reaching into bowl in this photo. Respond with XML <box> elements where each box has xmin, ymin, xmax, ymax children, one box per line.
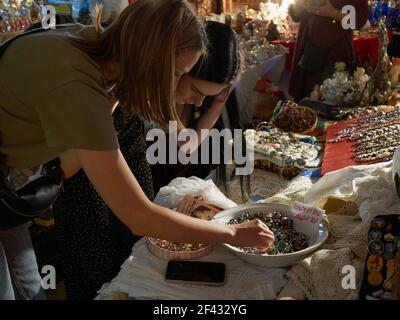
<box><xmin>228</xmin><ymin>219</ymin><xmax>275</xmax><ymax>252</ymax></box>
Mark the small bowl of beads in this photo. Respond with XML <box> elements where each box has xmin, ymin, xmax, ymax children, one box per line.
<box><xmin>147</xmin><ymin>238</ymin><xmax>214</xmax><ymax>261</ymax></box>
<box><xmin>272</xmin><ymin>100</ymin><xmax>318</xmax><ymax>135</ymax></box>
<box><xmin>212</xmin><ymin>203</ymin><xmax>329</xmax><ymax>267</ymax></box>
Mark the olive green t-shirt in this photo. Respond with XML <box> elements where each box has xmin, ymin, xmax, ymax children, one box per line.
<box><xmin>0</xmin><ymin>26</ymin><xmax>119</xmax><ymax>168</ymax></box>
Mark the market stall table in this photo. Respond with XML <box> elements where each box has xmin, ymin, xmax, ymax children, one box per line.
<box><xmin>96</xmin><ymin>161</ymin><xmax>400</xmax><ymax>300</ymax></box>
<box><xmin>96</xmin><ymin>238</ymin><xmax>289</xmax><ymax>300</ymax></box>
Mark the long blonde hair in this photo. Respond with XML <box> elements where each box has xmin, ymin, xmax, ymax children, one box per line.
<box><xmin>71</xmin><ymin>0</ymin><xmax>207</xmax><ymax>128</ymax></box>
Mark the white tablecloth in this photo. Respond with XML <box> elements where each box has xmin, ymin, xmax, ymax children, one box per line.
<box><xmin>96</xmin><ymin>177</ymin><xmax>289</xmax><ymax>300</ymax></box>
<box><xmin>234</xmin><ymin>53</ymin><xmax>288</xmax><ymax>127</ymax></box>
<box><xmin>96</xmin><ymin>238</ymin><xmax>288</xmax><ymax>300</ymax></box>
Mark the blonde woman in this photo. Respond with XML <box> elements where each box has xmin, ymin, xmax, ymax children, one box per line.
<box><xmin>0</xmin><ymin>0</ymin><xmax>274</xmax><ymax>300</ymax></box>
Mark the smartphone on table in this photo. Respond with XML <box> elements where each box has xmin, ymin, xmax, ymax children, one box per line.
<box><xmin>165</xmin><ymin>261</ymin><xmax>226</xmax><ymax>286</ymax></box>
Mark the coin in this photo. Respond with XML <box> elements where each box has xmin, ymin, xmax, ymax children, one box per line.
<box><xmin>367</xmin><ymin>255</ymin><xmax>384</xmax><ymax>272</ymax></box>
<box><xmin>368</xmin><ymin>230</ymin><xmax>382</xmax><ymax>241</ymax></box>
<box><xmin>386</xmin><ymin>259</ymin><xmax>395</xmax><ymax>276</ymax></box>
<box><xmin>368</xmin><ymin>240</ymin><xmax>384</xmax><ymax>255</ymax></box>
<box><xmin>368</xmin><ymin>272</ymin><xmax>383</xmax><ymax>286</ymax></box>
<box><xmin>383</xmin><ymin>279</ymin><xmax>393</xmax><ymax>292</ymax></box>
<box><xmin>371</xmin><ymin>217</ymin><xmax>386</xmax><ymax>229</ymax></box>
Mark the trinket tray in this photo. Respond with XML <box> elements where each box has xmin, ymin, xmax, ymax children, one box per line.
<box><xmin>147</xmin><ymin>238</ymin><xmax>213</xmax><ymax>261</ymax></box>
<box><xmin>147</xmin><ymin>196</ymin><xmax>220</xmax><ymax>260</ymax></box>
<box><xmin>245</xmin><ymin>127</ymin><xmax>321</xmax><ymax>171</ymax></box>
<box><xmin>359</xmin><ymin>215</ymin><xmax>400</xmax><ymax>300</ymax></box>
<box><xmin>254</xmin><ymin>158</ymin><xmax>302</xmax><ymax>179</ymax></box>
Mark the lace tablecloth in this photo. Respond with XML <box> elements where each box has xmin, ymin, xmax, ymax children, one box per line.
<box><xmin>264</xmin><ymin>161</ymin><xmax>397</xmax><ymax>299</ymax></box>
<box><xmin>229</xmin><ymin>168</ymin><xmax>290</xmax><ymax>204</ymax></box>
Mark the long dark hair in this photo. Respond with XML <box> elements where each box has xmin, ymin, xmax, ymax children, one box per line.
<box><xmin>189</xmin><ymin>21</ymin><xmax>250</xmax><ymax>202</ymax></box>
<box><xmin>190</xmin><ymin>21</ymin><xmax>240</xmax><ymax>84</ymax></box>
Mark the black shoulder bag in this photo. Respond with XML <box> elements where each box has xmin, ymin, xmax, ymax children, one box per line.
<box><xmin>0</xmin><ymin>159</ymin><xmax>63</xmax><ymax>230</ymax></box>
<box><xmin>0</xmin><ymin>24</ymin><xmax>78</xmax><ymax>230</ymax></box>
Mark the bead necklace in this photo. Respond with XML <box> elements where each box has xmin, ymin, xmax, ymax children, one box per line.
<box><xmin>355</xmin><ymin>141</ymin><xmax>400</xmax><ymax>154</ymax></box>
<box><xmin>354</xmin><ymin>149</ymin><xmax>394</xmax><ymax>162</ymax></box>
<box><xmin>330</xmin><ymin>121</ymin><xmax>400</xmax><ymax>143</ymax></box>
<box><xmin>356</xmin><ymin>131</ymin><xmax>400</xmax><ymax>146</ymax></box>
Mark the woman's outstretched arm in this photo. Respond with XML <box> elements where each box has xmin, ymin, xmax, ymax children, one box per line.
<box><xmin>73</xmin><ymin>148</ymin><xmax>274</xmax><ymax>249</ymax></box>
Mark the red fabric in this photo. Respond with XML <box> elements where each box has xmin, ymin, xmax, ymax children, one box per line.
<box><xmin>354</xmin><ymin>30</ymin><xmax>394</xmax><ymax>67</ymax></box>
<box><xmin>276</xmin><ymin>31</ymin><xmax>393</xmax><ymax>71</ymax></box>
<box><xmin>321</xmin><ymin>119</ymin><xmax>384</xmax><ymax>175</ymax></box>
<box><xmin>255</xmin><ymin>76</ymin><xmax>285</xmax><ymax>97</ymax></box>
<box><xmin>353</xmin><ymin>34</ymin><xmax>380</xmax><ymax>67</ymax></box>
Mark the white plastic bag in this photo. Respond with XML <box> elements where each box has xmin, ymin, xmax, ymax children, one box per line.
<box><xmin>154</xmin><ymin>176</ymin><xmax>237</xmax><ymax>210</ymax></box>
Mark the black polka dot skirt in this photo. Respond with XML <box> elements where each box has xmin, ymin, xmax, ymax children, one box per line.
<box><xmin>52</xmin><ymin>108</ymin><xmax>154</xmax><ymax>300</ymax></box>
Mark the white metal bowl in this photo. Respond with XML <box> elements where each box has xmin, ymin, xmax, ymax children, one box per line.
<box><xmin>212</xmin><ymin>203</ymin><xmax>329</xmax><ymax>267</ymax></box>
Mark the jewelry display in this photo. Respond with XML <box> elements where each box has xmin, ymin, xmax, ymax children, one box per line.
<box><xmin>328</xmin><ymin>106</ymin><xmax>400</xmax><ymax>163</ymax></box>
<box><xmin>0</xmin><ymin>0</ymin><xmax>39</xmax><ymax>33</ymax></box>
<box><xmin>245</xmin><ymin>124</ymin><xmax>321</xmax><ymax>178</ymax></box>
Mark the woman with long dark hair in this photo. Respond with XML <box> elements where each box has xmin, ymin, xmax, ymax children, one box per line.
<box><xmin>152</xmin><ymin>21</ymin><xmax>249</xmax><ymax>201</ymax></box>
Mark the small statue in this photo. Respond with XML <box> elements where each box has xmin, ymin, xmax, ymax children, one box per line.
<box><xmin>361</xmin><ymin>85</ymin><xmax>370</xmax><ymax>107</ymax></box>
<box><xmin>375</xmin><ymin>16</ymin><xmax>392</xmax><ymax>91</ymax></box>
<box><xmin>343</xmin><ymin>86</ymin><xmax>355</xmax><ymax>104</ymax></box>
<box><xmin>354</xmin><ymin>67</ymin><xmax>369</xmax><ymax>84</ymax></box>
<box><xmin>389</xmin><ymin>57</ymin><xmax>400</xmax><ymax>85</ymax></box>
<box><xmin>310</xmin><ymin>85</ymin><xmax>321</xmax><ymax>101</ymax></box>
<box><xmin>333</xmin><ymin>62</ymin><xmax>348</xmax><ymax>83</ymax></box>
<box><xmin>266</xmin><ymin>20</ymin><xmax>280</xmax><ymax>42</ymax></box>
<box><xmin>233</xmin><ymin>11</ymin><xmax>245</xmax><ymax>35</ymax></box>
<box><xmin>335</xmin><ymin>62</ymin><xmax>346</xmax><ymax>73</ymax></box>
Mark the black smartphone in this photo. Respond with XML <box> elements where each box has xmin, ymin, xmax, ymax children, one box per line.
<box><xmin>165</xmin><ymin>261</ymin><xmax>226</xmax><ymax>286</ymax></box>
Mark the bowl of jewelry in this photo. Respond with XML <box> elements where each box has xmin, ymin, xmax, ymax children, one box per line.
<box><xmin>147</xmin><ymin>238</ymin><xmax>214</xmax><ymax>261</ymax></box>
<box><xmin>212</xmin><ymin>203</ymin><xmax>329</xmax><ymax>267</ymax></box>
<box><xmin>272</xmin><ymin>100</ymin><xmax>318</xmax><ymax>135</ymax></box>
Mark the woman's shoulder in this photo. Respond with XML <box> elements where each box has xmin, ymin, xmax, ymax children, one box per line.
<box><xmin>1</xmin><ymin>27</ymin><xmax>102</xmax><ymax>91</ymax></box>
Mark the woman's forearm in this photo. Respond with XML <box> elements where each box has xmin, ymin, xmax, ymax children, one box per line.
<box><xmin>75</xmin><ymin>148</ymin><xmax>231</xmax><ymax>243</ymax></box>
<box><xmin>146</xmin><ymin>201</ymin><xmax>235</xmax><ymax>244</ymax></box>
<box><xmin>74</xmin><ymin>148</ymin><xmax>273</xmax><ymax>249</ymax></box>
